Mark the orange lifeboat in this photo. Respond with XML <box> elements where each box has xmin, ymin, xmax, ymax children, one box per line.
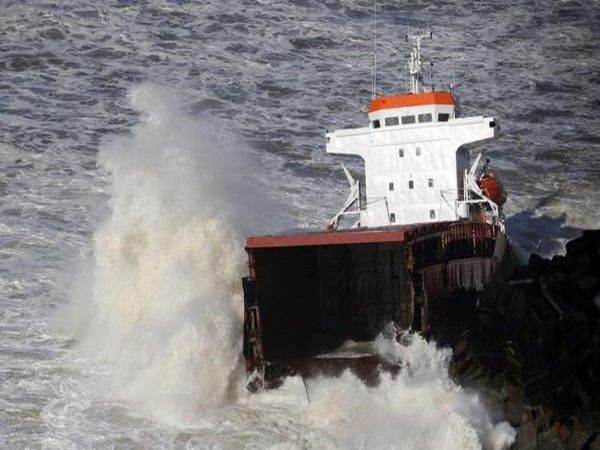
<box><xmin>479</xmin><ymin>174</ymin><xmax>507</xmax><ymax>206</ymax></box>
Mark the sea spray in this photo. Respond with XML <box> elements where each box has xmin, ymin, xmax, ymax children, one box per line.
<box><xmin>63</xmin><ymin>84</ymin><xmax>258</xmax><ymax>421</ymax></box>
<box><xmin>249</xmin><ymin>328</ymin><xmax>515</xmax><ymax>450</ymax></box>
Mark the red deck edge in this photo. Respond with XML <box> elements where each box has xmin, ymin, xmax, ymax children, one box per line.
<box><xmin>246</xmin><ymin>227</ymin><xmax>406</xmax><ymax>249</ymax></box>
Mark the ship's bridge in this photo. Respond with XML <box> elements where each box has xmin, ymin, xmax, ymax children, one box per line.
<box><xmin>367</xmin><ymin>91</ymin><xmax>456</xmax><ymax>130</ymax></box>
<box><xmin>326</xmin><ymin>89</ymin><xmax>496</xmax><ymax>228</ymax></box>
<box><xmin>325</xmin><ymin>31</ymin><xmax>499</xmax><ymax>230</ymax></box>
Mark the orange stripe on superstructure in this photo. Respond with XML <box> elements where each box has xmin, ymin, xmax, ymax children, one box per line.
<box><xmin>368</xmin><ymin>91</ymin><xmax>455</xmax><ymax>112</ymax></box>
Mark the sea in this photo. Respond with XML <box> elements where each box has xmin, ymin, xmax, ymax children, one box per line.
<box><xmin>1</xmin><ymin>1</ymin><xmax>599</xmax><ymax>448</ymax></box>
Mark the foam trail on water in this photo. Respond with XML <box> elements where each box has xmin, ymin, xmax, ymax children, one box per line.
<box><xmin>63</xmin><ymin>84</ymin><xmax>254</xmax><ymax>421</ymax></box>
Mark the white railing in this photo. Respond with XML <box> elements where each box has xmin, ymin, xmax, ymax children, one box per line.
<box><xmin>329</xmin><ymin>164</ymin><xmax>362</xmax><ymax>230</ymax></box>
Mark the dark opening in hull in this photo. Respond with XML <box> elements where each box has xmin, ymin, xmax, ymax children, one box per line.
<box><xmin>246</xmin><ymin>241</ymin><xmax>412</xmax><ymax>361</ymax></box>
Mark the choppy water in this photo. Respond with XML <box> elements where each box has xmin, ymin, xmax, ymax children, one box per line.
<box><xmin>1</xmin><ymin>1</ymin><xmax>599</xmax><ymax>448</ymax></box>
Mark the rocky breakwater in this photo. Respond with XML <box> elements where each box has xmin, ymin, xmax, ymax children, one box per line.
<box><xmin>451</xmin><ymin>230</ymin><xmax>600</xmax><ymax>450</ymax></box>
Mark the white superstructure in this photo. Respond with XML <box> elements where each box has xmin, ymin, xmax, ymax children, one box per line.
<box><xmin>327</xmin><ymin>32</ymin><xmax>502</xmax><ymax>230</ymax></box>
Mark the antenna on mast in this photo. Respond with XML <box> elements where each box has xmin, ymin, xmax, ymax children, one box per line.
<box><xmin>451</xmin><ymin>51</ymin><xmax>457</xmax><ymax>97</ymax></box>
<box><xmin>406</xmin><ymin>29</ymin><xmax>432</xmax><ymax>94</ymax></box>
<box><xmin>371</xmin><ymin>1</ymin><xmax>377</xmax><ymax>99</ymax></box>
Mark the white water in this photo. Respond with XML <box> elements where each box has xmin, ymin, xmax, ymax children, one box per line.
<box><xmin>249</xmin><ymin>329</ymin><xmax>515</xmax><ymax>450</ymax></box>
<box><xmin>61</xmin><ymin>84</ymin><xmax>248</xmax><ymax>421</ymax></box>
<box><xmin>57</xmin><ymin>85</ymin><xmax>515</xmax><ymax>448</ymax></box>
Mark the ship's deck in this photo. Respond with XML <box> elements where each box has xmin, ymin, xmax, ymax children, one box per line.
<box><xmin>246</xmin><ymin>226</ymin><xmax>407</xmax><ymax>249</ymax></box>
<box><xmin>245</xmin><ymin>221</ymin><xmax>478</xmax><ymax>250</ymax></box>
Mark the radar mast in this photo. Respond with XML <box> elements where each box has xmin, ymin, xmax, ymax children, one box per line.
<box><xmin>407</xmin><ymin>30</ymin><xmax>432</xmax><ymax>94</ymax></box>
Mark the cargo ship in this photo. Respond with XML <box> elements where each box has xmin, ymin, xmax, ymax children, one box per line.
<box><xmin>242</xmin><ymin>31</ymin><xmax>507</xmax><ymax>388</ymax></box>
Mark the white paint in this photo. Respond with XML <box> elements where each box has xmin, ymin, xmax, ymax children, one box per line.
<box><xmin>326</xmin><ymin>108</ymin><xmax>497</xmax><ymax>227</ymax></box>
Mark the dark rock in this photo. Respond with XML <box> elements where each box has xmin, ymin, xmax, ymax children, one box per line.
<box><xmin>588</xmin><ymin>434</ymin><xmax>600</xmax><ymax>450</ymax></box>
<box><xmin>531</xmin><ymin>405</ymin><xmax>552</xmax><ymax>432</ymax></box>
<box><xmin>530</xmin><ymin>253</ymin><xmax>552</xmax><ymax>273</ymax></box>
<box><xmin>578</xmin><ymin>275</ymin><xmax>600</xmax><ymax>299</ymax></box>
<box><xmin>566</xmin><ymin>423</ymin><xmax>589</xmax><ymax>450</ymax></box>
<box><xmin>524</xmin><ymin>370</ymin><xmax>552</xmax><ymax>401</ymax></box>
<box><xmin>582</xmin><ymin>230</ymin><xmax>600</xmax><ymax>240</ymax></box>
<box><xmin>458</xmin><ymin>230</ymin><xmax>600</xmax><ymax>446</ymax></box>
<box><xmin>537</xmin><ymin>427</ymin><xmax>566</xmax><ymax>450</ymax></box>
<box><xmin>566</xmin><ymin>236</ymin><xmax>591</xmax><ymax>258</ymax></box>
<box><xmin>516</xmin><ymin>422</ymin><xmax>538</xmax><ymax>450</ymax></box>
<box><xmin>506</xmin><ymin>400</ymin><xmax>526</xmax><ymax>426</ymax></box>
<box><xmin>552</xmin><ymin>255</ymin><xmax>570</xmax><ymax>273</ymax></box>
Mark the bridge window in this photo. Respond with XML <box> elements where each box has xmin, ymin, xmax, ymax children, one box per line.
<box><xmin>416</xmin><ymin>147</ymin><xmax>421</xmax><ymax>156</ymax></box>
<box><xmin>389</xmin><ymin>182</ymin><xmax>394</xmax><ymax>191</ymax></box>
<box><xmin>390</xmin><ymin>213</ymin><xmax>396</xmax><ymax>223</ymax></box>
<box><xmin>438</xmin><ymin>113</ymin><xmax>450</xmax><ymax>122</ymax></box>
<box><xmin>430</xmin><ymin>210</ymin><xmax>436</xmax><ymax>219</ymax></box>
<box><xmin>372</xmin><ymin>119</ymin><xmax>381</xmax><ymax>129</ymax></box>
<box><xmin>385</xmin><ymin>116</ymin><xmax>399</xmax><ymax>126</ymax></box>
<box><xmin>408</xmin><ymin>180</ymin><xmax>414</xmax><ymax>189</ymax></box>
<box><xmin>428</xmin><ymin>178</ymin><xmax>434</xmax><ymax>187</ymax></box>
<box><xmin>398</xmin><ymin>148</ymin><xmax>404</xmax><ymax>157</ymax></box>
<box><xmin>418</xmin><ymin>113</ymin><xmax>432</xmax><ymax>123</ymax></box>
<box><xmin>401</xmin><ymin>115</ymin><xmax>415</xmax><ymax>125</ymax></box>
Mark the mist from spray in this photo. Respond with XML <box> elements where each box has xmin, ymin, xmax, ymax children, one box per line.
<box><xmin>62</xmin><ymin>84</ymin><xmax>267</xmax><ymax>421</ymax></box>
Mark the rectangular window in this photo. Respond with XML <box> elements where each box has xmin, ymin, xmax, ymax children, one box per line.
<box><xmin>385</xmin><ymin>116</ymin><xmax>399</xmax><ymax>126</ymax></box>
<box><xmin>390</xmin><ymin>213</ymin><xmax>396</xmax><ymax>223</ymax></box>
<box><xmin>418</xmin><ymin>113</ymin><xmax>432</xmax><ymax>123</ymax></box>
<box><xmin>438</xmin><ymin>113</ymin><xmax>450</xmax><ymax>122</ymax></box>
<box><xmin>428</xmin><ymin>178</ymin><xmax>434</xmax><ymax>187</ymax></box>
<box><xmin>389</xmin><ymin>182</ymin><xmax>394</xmax><ymax>191</ymax></box>
<box><xmin>408</xmin><ymin>180</ymin><xmax>414</xmax><ymax>189</ymax></box>
<box><xmin>401</xmin><ymin>115</ymin><xmax>416</xmax><ymax>125</ymax></box>
<box><xmin>430</xmin><ymin>210</ymin><xmax>436</xmax><ymax>219</ymax></box>
<box><xmin>398</xmin><ymin>148</ymin><xmax>404</xmax><ymax>157</ymax></box>
<box><xmin>372</xmin><ymin>119</ymin><xmax>381</xmax><ymax>129</ymax></box>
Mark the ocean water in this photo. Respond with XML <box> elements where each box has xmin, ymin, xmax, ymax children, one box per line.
<box><xmin>1</xmin><ymin>1</ymin><xmax>599</xmax><ymax>448</ymax></box>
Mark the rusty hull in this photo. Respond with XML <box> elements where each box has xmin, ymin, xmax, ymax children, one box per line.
<box><xmin>242</xmin><ymin>221</ymin><xmax>504</xmax><ymax>385</ymax></box>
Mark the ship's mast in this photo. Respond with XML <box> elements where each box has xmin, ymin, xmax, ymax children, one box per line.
<box><xmin>407</xmin><ymin>30</ymin><xmax>432</xmax><ymax>94</ymax></box>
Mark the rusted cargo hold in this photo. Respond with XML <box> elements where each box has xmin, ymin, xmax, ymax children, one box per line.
<box><xmin>243</xmin><ymin>221</ymin><xmax>505</xmax><ymax>385</ymax></box>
